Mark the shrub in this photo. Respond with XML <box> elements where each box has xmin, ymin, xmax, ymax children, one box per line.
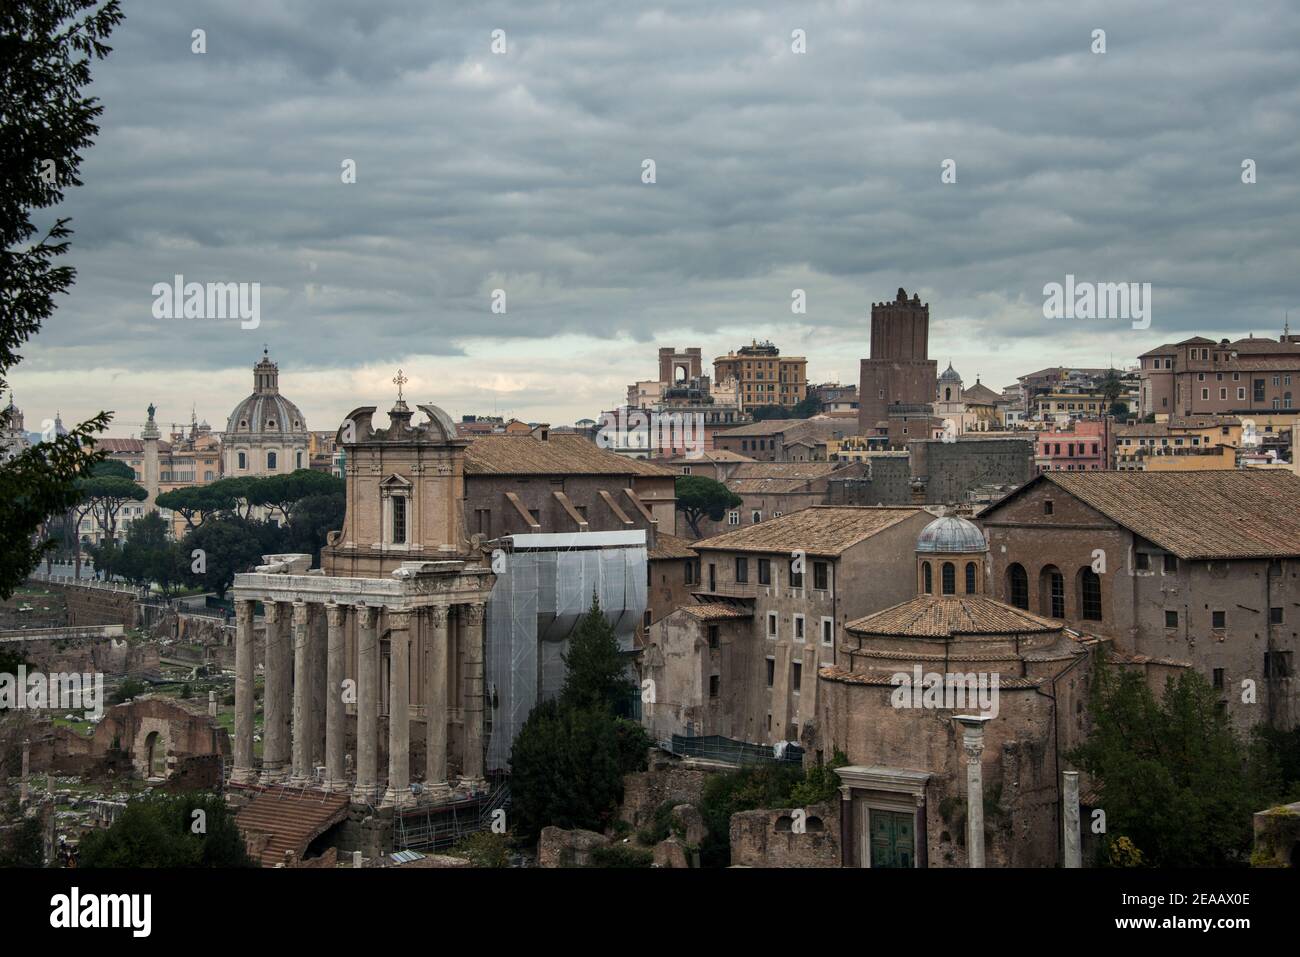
<box><xmin>589</xmin><ymin>844</ymin><xmax>653</xmax><ymax>868</ymax></box>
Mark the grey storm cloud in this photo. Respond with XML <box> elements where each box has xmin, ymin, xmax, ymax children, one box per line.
<box><xmin>19</xmin><ymin>0</ymin><xmax>1300</xmax><ymax>424</ymax></box>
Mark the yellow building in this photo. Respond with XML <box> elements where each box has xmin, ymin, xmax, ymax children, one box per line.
<box><xmin>714</xmin><ymin>340</ymin><xmax>807</xmax><ymax>410</ymax></box>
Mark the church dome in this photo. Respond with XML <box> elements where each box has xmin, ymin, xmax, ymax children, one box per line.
<box><xmin>916</xmin><ymin>515</ymin><xmax>987</xmax><ymax>554</ymax></box>
<box><xmin>225</xmin><ymin>350</ymin><xmax>308</xmax><ymax>437</ymax></box>
<box><xmin>938</xmin><ymin>362</ymin><xmax>962</xmax><ymax>383</ymax></box>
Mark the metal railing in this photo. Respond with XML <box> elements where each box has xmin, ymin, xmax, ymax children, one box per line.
<box><xmin>659</xmin><ymin>733</ymin><xmax>804</xmax><ymax>767</ymax></box>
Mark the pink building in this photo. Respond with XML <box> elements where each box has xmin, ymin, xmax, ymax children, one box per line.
<box><xmin>1034</xmin><ymin>419</ymin><xmax>1109</xmax><ymax>472</ymax></box>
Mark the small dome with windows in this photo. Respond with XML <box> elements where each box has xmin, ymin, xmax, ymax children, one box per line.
<box><xmin>916</xmin><ymin>514</ymin><xmax>987</xmax><ymax>554</ymax></box>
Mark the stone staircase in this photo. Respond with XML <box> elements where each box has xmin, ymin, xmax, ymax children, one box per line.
<box><xmin>235</xmin><ymin>786</ymin><xmax>351</xmax><ymax>868</ymax></box>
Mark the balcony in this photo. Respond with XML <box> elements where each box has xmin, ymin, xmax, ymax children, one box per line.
<box><xmin>692</xmin><ymin>581</ymin><xmax>758</xmax><ymax>599</ymax></box>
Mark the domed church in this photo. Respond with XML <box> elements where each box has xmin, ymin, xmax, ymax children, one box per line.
<box><xmin>222</xmin><ymin>350</ymin><xmax>310</xmax><ymax>476</ymax></box>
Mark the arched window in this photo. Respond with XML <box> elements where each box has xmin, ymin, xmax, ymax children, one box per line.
<box><xmin>923</xmin><ymin>562</ymin><xmax>933</xmax><ymax>594</ymax></box>
<box><xmin>965</xmin><ymin>562</ymin><xmax>978</xmax><ymax>594</ymax></box>
<box><xmin>1007</xmin><ymin>564</ymin><xmax>1029</xmax><ymax>609</ymax></box>
<box><xmin>942</xmin><ymin>562</ymin><xmax>956</xmax><ymax>595</ymax></box>
<box><xmin>1079</xmin><ymin>568</ymin><xmax>1102</xmax><ymax>621</ymax></box>
<box><xmin>267</xmin><ymin>451</ymin><xmax>277</xmax><ymax>470</ymax></box>
<box><xmin>1040</xmin><ymin>565</ymin><xmax>1065</xmax><ymax>618</ymax></box>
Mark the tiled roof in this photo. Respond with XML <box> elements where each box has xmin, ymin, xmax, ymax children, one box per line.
<box><xmin>648</xmin><ymin>533</ymin><xmax>697</xmax><ymax>561</ymax></box>
<box><xmin>818</xmin><ymin>665</ymin><xmax>1042</xmax><ymax>689</ymax></box>
<box><xmin>962</xmin><ymin>382</ymin><xmax>1002</xmax><ymax>405</ymax></box>
<box><xmin>1039</xmin><ymin>470</ymin><xmax>1300</xmax><ymax>560</ymax></box>
<box><xmin>463</xmin><ymin>434</ymin><xmax>674</xmax><ymax>477</ymax></box>
<box><xmin>728</xmin><ymin>462</ymin><xmax>842</xmax><ymax>494</ymax></box>
<box><xmin>845</xmin><ymin>595</ymin><xmax>1060</xmax><ymax>638</ymax></box>
<box><xmin>662</xmin><ymin>449</ymin><xmax>755</xmax><ymax>463</ymax></box>
<box><xmin>692</xmin><ymin>505</ymin><xmax>923</xmax><ymax>557</ymax></box>
<box><xmin>681</xmin><ymin>602</ymin><xmax>753</xmax><ymax>621</ymax></box>
<box><xmin>716</xmin><ymin>418</ymin><xmax>844</xmax><ymax>440</ymax></box>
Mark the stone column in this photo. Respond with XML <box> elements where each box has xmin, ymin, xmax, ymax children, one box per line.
<box><xmin>261</xmin><ymin>601</ymin><xmax>290</xmax><ymax>783</ymax></box>
<box><xmin>954</xmin><ymin>715</ymin><xmax>992</xmax><ymax>868</ymax></box>
<box><xmin>207</xmin><ymin>690</ymin><xmax>217</xmax><ymax>717</ymax></box>
<box><xmin>382</xmin><ymin>609</ymin><xmax>414</xmax><ymax>807</ymax></box>
<box><xmin>425</xmin><ymin>605</ymin><xmax>450</xmax><ymax>798</ymax></box>
<box><xmin>19</xmin><ymin>739</ymin><xmax>30</xmax><ymax>806</ymax></box>
<box><xmin>310</xmin><ymin>603</ymin><xmax>328</xmax><ymax>767</ymax></box>
<box><xmin>1063</xmin><ymin>770</ymin><xmax>1082</xmax><ymax>868</ymax></box>
<box><xmin>459</xmin><ymin>603</ymin><xmax>487</xmax><ymax>789</ymax></box>
<box><xmin>289</xmin><ymin>601</ymin><xmax>313</xmax><ymax>786</ymax></box>
<box><xmin>323</xmin><ymin>603</ymin><xmax>347</xmax><ymax>792</ymax></box>
<box><xmin>231</xmin><ymin>599</ymin><xmax>256</xmax><ymax>785</ymax></box>
<box><xmin>352</xmin><ymin>605</ymin><xmax>380</xmax><ymax>805</ymax></box>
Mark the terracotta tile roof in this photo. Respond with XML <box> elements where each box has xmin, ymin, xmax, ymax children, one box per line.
<box><xmin>648</xmin><ymin>533</ymin><xmax>697</xmax><ymax>561</ymax></box>
<box><xmin>1039</xmin><ymin>470</ymin><xmax>1300</xmax><ymax>560</ymax></box>
<box><xmin>100</xmin><ymin>438</ymin><xmax>173</xmax><ymax>453</ymax></box>
<box><xmin>716</xmin><ymin>418</ymin><xmax>845</xmax><ymax>440</ymax></box>
<box><xmin>962</xmin><ymin>382</ymin><xmax>1002</xmax><ymax>405</ymax></box>
<box><xmin>662</xmin><ymin>449</ymin><xmax>755</xmax><ymax>464</ymax></box>
<box><xmin>845</xmin><ymin>595</ymin><xmax>1060</xmax><ymax>638</ymax></box>
<box><xmin>463</xmin><ymin>434</ymin><xmax>674</xmax><ymax>477</ymax></box>
<box><xmin>728</xmin><ymin>462</ymin><xmax>843</xmax><ymax>494</ymax></box>
<box><xmin>681</xmin><ymin>602</ymin><xmax>753</xmax><ymax>621</ymax></box>
<box><xmin>818</xmin><ymin>665</ymin><xmax>1042</xmax><ymax>689</ymax></box>
<box><xmin>692</xmin><ymin>505</ymin><xmax>923</xmax><ymax>557</ymax></box>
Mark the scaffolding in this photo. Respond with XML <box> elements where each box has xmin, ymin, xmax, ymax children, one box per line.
<box><xmin>483</xmin><ymin>531</ymin><xmax>648</xmax><ymax>773</ymax></box>
<box><xmin>394</xmin><ymin>778</ymin><xmax>512</xmax><ymax>851</ymax></box>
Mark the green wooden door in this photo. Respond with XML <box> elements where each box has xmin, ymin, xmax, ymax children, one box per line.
<box><xmin>869</xmin><ymin>809</ymin><xmax>915</xmax><ymax>868</ymax></box>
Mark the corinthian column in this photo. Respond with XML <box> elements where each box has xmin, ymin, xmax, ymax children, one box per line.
<box><xmin>324</xmin><ymin>603</ymin><xmax>347</xmax><ymax>792</ymax></box>
<box><xmin>289</xmin><ymin>601</ymin><xmax>313</xmax><ymax>786</ymax></box>
<box><xmin>459</xmin><ymin>603</ymin><xmax>487</xmax><ymax>789</ymax></box>
<box><xmin>425</xmin><ymin>605</ymin><xmax>450</xmax><ymax>798</ymax></box>
<box><xmin>261</xmin><ymin>601</ymin><xmax>290</xmax><ymax>784</ymax></box>
<box><xmin>382</xmin><ymin>609</ymin><xmax>413</xmax><ymax>807</ymax></box>
<box><xmin>231</xmin><ymin>599</ymin><xmax>256</xmax><ymax>785</ymax></box>
<box><xmin>352</xmin><ymin>605</ymin><xmax>379</xmax><ymax>804</ymax></box>
<box><xmin>954</xmin><ymin>715</ymin><xmax>992</xmax><ymax>868</ymax></box>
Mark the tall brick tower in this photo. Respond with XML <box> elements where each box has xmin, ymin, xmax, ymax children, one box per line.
<box><xmin>858</xmin><ymin>288</ymin><xmax>938</xmax><ymax>439</ymax></box>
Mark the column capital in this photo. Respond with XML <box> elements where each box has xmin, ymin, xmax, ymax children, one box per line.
<box><xmin>390</xmin><ymin>608</ymin><xmax>412</xmax><ymax>631</ymax></box>
<box><xmin>428</xmin><ymin>604</ymin><xmax>450</xmax><ymax>627</ymax></box>
<box><xmin>325</xmin><ymin>602</ymin><xmax>347</xmax><ymax>628</ymax></box>
<box><xmin>235</xmin><ymin>599</ymin><xmax>256</xmax><ymax>623</ymax></box>
<box><xmin>264</xmin><ymin>600</ymin><xmax>285</xmax><ymax>624</ymax></box>
<box><xmin>463</xmin><ymin>602</ymin><xmax>486</xmax><ymax>626</ymax></box>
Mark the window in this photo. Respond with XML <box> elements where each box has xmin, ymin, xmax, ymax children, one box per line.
<box><xmin>1165</xmin><ymin>610</ymin><xmax>1178</xmax><ymax>628</ymax></box>
<box><xmin>727</xmin><ymin>511</ymin><xmax>739</xmax><ymax>526</ymax></box>
<box><xmin>794</xmin><ymin>615</ymin><xmax>805</xmax><ymax>640</ymax></box>
<box><xmin>735</xmin><ymin>557</ymin><xmax>748</xmax><ymax>583</ymax></box>
<box><xmin>296</xmin><ymin>451</ymin><xmax>303</xmax><ymax>468</ymax></box>
<box><xmin>1008</xmin><ymin>564</ymin><xmax>1029</xmax><ymax>609</ymax></box>
<box><xmin>1044</xmin><ymin>500</ymin><xmax>1054</xmax><ymax>516</ymax></box>
<box><xmin>1135</xmin><ymin>552</ymin><xmax>1150</xmax><ymax>571</ymax></box>
<box><xmin>267</xmin><ymin>451</ymin><xmax>277</xmax><ymax>469</ymax></box>
<box><xmin>791</xmin><ymin>662</ymin><xmax>802</xmax><ymax>691</ymax></box>
<box><xmin>1079</xmin><ymin>568</ymin><xmax>1102</xmax><ymax>621</ymax></box>
<box><xmin>751</xmin><ymin>510</ymin><xmax>762</xmax><ymax>523</ymax></box>
<box><xmin>1163</xmin><ymin>554</ymin><xmax>1177</xmax><ymax>573</ymax></box>
<box><xmin>965</xmin><ymin>562</ymin><xmax>977</xmax><ymax>594</ymax></box>
<box><xmin>941</xmin><ymin>562</ymin><xmax>956</xmax><ymax>595</ymax></box>
<box><xmin>1212</xmin><ymin>610</ymin><xmax>1225</xmax><ymax>629</ymax></box>
<box><xmin>766</xmin><ymin>658</ymin><xmax>775</xmax><ymax>687</ymax></box>
<box><xmin>708</xmin><ymin>624</ymin><xmax>719</xmax><ymax>649</ymax></box>
<box><xmin>813</xmin><ymin>561</ymin><xmax>829</xmax><ymax>591</ymax></box>
<box><xmin>684</xmin><ymin>560</ymin><xmax>695</xmax><ymax>585</ymax></box>
<box><xmin>1049</xmin><ymin>570</ymin><xmax>1065</xmax><ymax>618</ymax></box>
<box><xmin>237</xmin><ymin>451</ymin><xmax>247</xmax><ymax>470</ymax></box>
<box><xmin>1212</xmin><ymin>669</ymin><xmax>1224</xmax><ymax>691</ymax></box>
<box><xmin>709</xmin><ymin>675</ymin><xmax>720</xmax><ymax>698</ymax></box>
<box><xmin>923</xmin><ymin>562</ymin><xmax>933</xmax><ymax>594</ymax></box>
<box><xmin>1270</xmin><ymin>606</ymin><xmax>1283</xmax><ymax>625</ymax></box>
<box><xmin>392</xmin><ymin>496</ymin><xmax>407</xmax><ymax>544</ymax></box>
<box><xmin>789</xmin><ymin>560</ymin><xmax>804</xmax><ymax>589</ymax></box>
<box><xmin>476</xmin><ymin>509</ymin><xmax>491</xmax><ymax>535</ymax></box>
<box><xmin>822</xmin><ymin>618</ymin><xmax>833</xmax><ymax>645</ymax></box>
<box><xmin>758</xmin><ymin>558</ymin><xmax>771</xmax><ymax>585</ymax></box>
<box><xmin>767</xmin><ymin>613</ymin><xmax>778</xmax><ymax>639</ymax></box>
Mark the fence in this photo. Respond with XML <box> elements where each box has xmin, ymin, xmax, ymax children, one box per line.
<box><xmin>660</xmin><ymin>734</ymin><xmax>804</xmax><ymax>767</ymax></box>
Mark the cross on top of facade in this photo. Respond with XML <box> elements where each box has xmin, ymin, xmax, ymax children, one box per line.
<box><xmin>393</xmin><ymin>369</ymin><xmax>408</xmax><ymax>401</ymax></box>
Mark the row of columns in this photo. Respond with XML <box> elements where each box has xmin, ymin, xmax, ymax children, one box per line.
<box><xmin>231</xmin><ymin>598</ymin><xmax>487</xmax><ymax>807</ymax></box>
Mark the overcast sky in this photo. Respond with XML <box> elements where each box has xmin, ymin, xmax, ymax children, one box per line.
<box><xmin>14</xmin><ymin>0</ymin><xmax>1300</xmax><ymax>438</ymax></box>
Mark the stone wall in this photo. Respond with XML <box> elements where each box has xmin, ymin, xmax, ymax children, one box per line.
<box><xmin>0</xmin><ymin>632</ymin><xmax>159</xmax><ymax>678</ymax></box>
<box><xmin>730</xmin><ymin>801</ymin><xmax>840</xmax><ymax>867</ymax></box>
<box><xmin>619</xmin><ymin>753</ymin><xmax>719</xmax><ymax>828</ymax></box>
<box><xmin>42</xmin><ymin>582</ymin><xmax>141</xmax><ymax>629</ymax></box>
<box><xmin>914</xmin><ymin>437</ymin><xmax>1035</xmax><ymax>505</ymax></box>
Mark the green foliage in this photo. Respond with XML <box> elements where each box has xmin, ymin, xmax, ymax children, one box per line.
<box><xmin>0</xmin><ymin>803</ymin><xmax>45</xmax><ymax>867</ymax></box>
<box><xmin>111</xmin><ymin>676</ymin><xmax>147</xmax><ymax>704</ymax></box>
<box><xmin>559</xmin><ymin>595</ymin><xmax>636</xmax><ymax>714</ymax></box>
<box><xmin>181</xmin><ymin>515</ymin><xmax>282</xmax><ymax>598</ymax></box>
<box><xmin>0</xmin><ymin>0</ymin><xmax>122</xmax><ymax>599</ymax></box>
<box><xmin>508</xmin><ymin>699</ymin><xmax>649</xmax><ymax>842</ymax></box>
<box><xmin>284</xmin><ymin>491</ymin><xmax>346</xmax><ymax>565</ymax></box>
<box><xmin>636</xmin><ymin>799</ymin><xmax>679</xmax><ymax>846</ymax></box>
<box><xmin>589</xmin><ymin>844</ymin><xmax>653</xmax><ymax>868</ymax></box>
<box><xmin>112</xmin><ymin>512</ymin><xmax>185</xmax><ymax>593</ymax></box>
<box><xmin>698</xmin><ymin>763</ymin><xmax>805</xmax><ymax>867</ymax></box>
<box><xmin>179</xmin><ymin>683</ymin><xmax>192</xmax><ymax>699</ymax></box>
<box><xmin>77</xmin><ymin>792</ymin><xmax>254</xmax><ymax>868</ymax></box>
<box><xmin>791</xmin><ymin>396</ymin><xmax>821</xmax><ymax>418</ymax></box>
<box><xmin>1068</xmin><ymin>658</ymin><xmax>1266</xmax><ymax>867</ymax></box>
<box><xmin>674</xmin><ymin>474</ymin><xmax>742</xmax><ymax>537</ymax></box>
<box><xmin>448</xmin><ymin>830</ymin><xmax>510</xmax><ymax>868</ymax></box>
<box><xmin>789</xmin><ymin>749</ymin><xmax>849</xmax><ymax>806</ymax></box>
